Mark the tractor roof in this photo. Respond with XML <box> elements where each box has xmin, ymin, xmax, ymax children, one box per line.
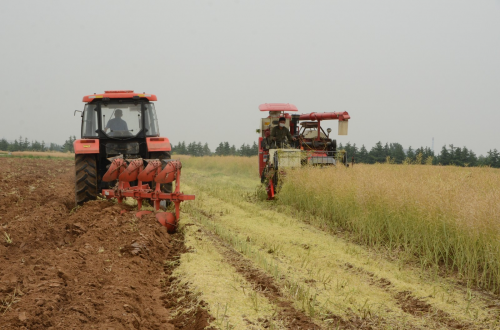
<box><xmin>258</xmin><ymin>103</ymin><xmax>298</xmax><ymax>112</ymax></box>
<box><xmin>82</xmin><ymin>90</ymin><xmax>157</xmax><ymax>102</ymax></box>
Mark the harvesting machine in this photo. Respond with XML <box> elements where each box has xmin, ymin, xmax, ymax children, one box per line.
<box><xmin>257</xmin><ymin>103</ymin><xmax>351</xmax><ymax>199</ymax></box>
<box><xmin>73</xmin><ymin>90</ymin><xmax>194</xmax><ymax>233</ymax></box>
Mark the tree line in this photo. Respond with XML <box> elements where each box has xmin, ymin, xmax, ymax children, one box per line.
<box><xmin>0</xmin><ymin>136</ymin><xmax>66</xmax><ymax>153</ymax></box>
<box><xmin>1</xmin><ymin>136</ymin><xmax>498</xmax><ymax>168</ymax></box>
<box><xmin>340</xmin><ymin>141</ymin><xmax>500</xmax><ymax>168</ymax></box>
<box><xmin>172</xmin><ymin>141</ymin><xmax>258</xmax><ymax>157</ymax></box>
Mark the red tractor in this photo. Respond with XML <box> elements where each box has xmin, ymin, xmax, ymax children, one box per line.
<box><xmin>257</xmin><ymin>103</ymin><xmax>351</xmax><ymax>199</ymax></box>
<box><xmin>73</xmin><ymin>90</ymin><xmax>194</xmax><ymax>232</ymax></box>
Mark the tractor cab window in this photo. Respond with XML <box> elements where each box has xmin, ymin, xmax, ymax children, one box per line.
<box><xmin>144</xmin><ymin>103</ymin><xmax>160</xmax><ymax>136</ymax></box>
<box><xmin>82</xmin><ymin>104</ymin><xmax>98</xmax><ymax>138</ymax></box>
<box><xmin>101</xmin><ymin>104</ymin><xmax>141</xmax><ymax>138</ymax></box>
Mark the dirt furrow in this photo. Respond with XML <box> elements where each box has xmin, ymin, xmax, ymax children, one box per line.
<box><xmin>196</xmin><ymin>225</ymin><xmax>321</xmax><ymax>329</ymax></box>
<box><xmin>343</xmin><ymin>262</ymin><xmax>471</xmax><ymax>329</ymax></box>
<box><xmin>187</xmin><ymin>200</ymin><xmax>393</xmax><ymax>329</ymax></box>
<box><xmin>0</xmin><ymin>158</ymin><xmax>211</xmax><ymax>329</ymax></box>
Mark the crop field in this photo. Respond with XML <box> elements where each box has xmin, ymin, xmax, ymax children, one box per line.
<box><xmin>1</xmin><ymin>155</ymin><xmax>500</xmax><ymax>329</ymax></box>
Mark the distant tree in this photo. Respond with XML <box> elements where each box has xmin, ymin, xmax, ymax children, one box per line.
<box><xmin>406</xmin><ymin>146</ymin><xmax>415</xmax><ymax>162</ymax></box>
<box><xmin>438</xmin><ymin>145</ymin><xmax>451</xmax><ymax>165</ymax></box>
<box><xmin>414</xmin><ymin>147</ymin><xmax>426</xmax><ymax>164</ymax></box>
<box><xmin>383</xmin><ymin>143</ymin><xmax>390</xmax><ymax>158</ymax></box>
<box><xmin>9</xmin><ymin>139</ymin><xmax>19</xmax><ymax>151</ymax></box>
<box><xmin>357</xmin><ymin>145</ymin><xmax>369</xmax><ymax>163</ymax></box>
<box><xmin>31</xmin><ymin>140</ymin><xmax>42</xmax><ymax>152</ymax></box>
<box><xmin>180</xmin><ymin>141</ymin><xmax>187</xmax><ymax>155</ymax></box>
<box><xmin>238</xmin><ymin>143</ymin><xmax>248</xmax><ymax>156</ymax></box>
<box><xmin>223</xmin><ymin>142</ymin><xmax>231</xmax><ymax>156</ymax></box>
<box><xmin>454</xmin><ymin>147</ymin><xmax>464</xmax><ymax>166</ymax></box>
<box><xmin>250</xmin><ymin>142</ymin><xmax>258</xmax><ymax>156</ymax></box>
<box><xmin>22</xmin><ymin>137</ymin><xmax>30</xmax><ymax>151</ymax></box>
<box><xmin>62</xmin><ymin>136</ymin><xmax>76</xmax><ymax>153</ymax></box>
<box><xmin>202</xmin><ymin>143</ymin><xmax>211</xmax><ymax>156</ymax></box>
<box><xmin>342</xmin><ymin>142</ymin><xmax>358</xmax><ymax>160</ymax></box>
<box><xmin>369</xmin><ymin>141</ymin><xmax>385</xmax><ymax>163</ymax></box>
<box><xmin>486</xmin><ymin>149</ymin><xmax>500</xmax><ymax>168</ymax></box>
<box><xmin>49</xmin><ymin>142</ymin><xmax>62</xmax><ymax>152</ymax></box>
<box><xmin>186</xmin><ymin>142</ymin><xmax>197</xmax><ymax>156</ymax></box>
<box><xmin>0</xmin><ymin>139</ymin><xmax>8</xmax><ymax>151</ymax></box>
<box><xmin>466</xmin><ymin>148</ymin><xmax>478</xmax><ymax>167</ymax></box>
<box><xmin>390</xmin><ymin>143</ymin><xmax>406</xmax><ymax>164</ymax></box>
<box><xmin>215</xmin><ymin>142</ymin><xmax>224</xmax><ymax>156</ymax></box>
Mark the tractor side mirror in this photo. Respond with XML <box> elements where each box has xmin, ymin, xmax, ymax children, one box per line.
<box><xmin>74</xmin><ymin>110</ymin><xmax>83</xmax><ymax>117</ymax></box>
<box><xmin>327</xmin><ymin>128</ymin><xmax>332</xmax><ymax>137</ymax></box>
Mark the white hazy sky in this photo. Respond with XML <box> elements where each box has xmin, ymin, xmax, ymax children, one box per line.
<box><xmin>0</xmin><ymin>0</ymin><xmax>499</xmax><ymax>155</ymax></box>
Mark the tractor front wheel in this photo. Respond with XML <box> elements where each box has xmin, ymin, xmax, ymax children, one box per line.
<box><xmin>75</xmin><ymin>154</ymin><xmax>98</xmax><ymax>206</ymax></box>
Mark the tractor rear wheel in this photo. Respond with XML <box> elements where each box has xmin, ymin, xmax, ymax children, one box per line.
<box><xmin>75</xmin><ymin>154</ymin><xmax>98</xmax><ymax>206</ymax></box>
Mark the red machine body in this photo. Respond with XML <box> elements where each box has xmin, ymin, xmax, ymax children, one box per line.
<box><xmin>82</xmin><ymin>90</ymin><xmax>158</xmax><ymax>103</ymax></box>
<box><xmin>73</xmin><ymin>90</ymin><xmax>193</xmax><ymax>232</ymax></box>
<box><xmin>257</xmin><ymin>103</ymin><xmax>351</xmax><ymax>199</ymax></box>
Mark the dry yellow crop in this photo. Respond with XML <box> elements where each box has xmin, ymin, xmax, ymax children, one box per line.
<box><xmin>278</xmin><ymin>164</ymin><xmax>500</xmax><ymax>292</ymax></box>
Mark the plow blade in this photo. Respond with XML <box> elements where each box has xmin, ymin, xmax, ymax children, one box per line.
<box><xmin>103</xmin><ymin>157</ymin><xmax>127</xmax><ymax>182</ymax></box>
<box><xmin>156</xmin><ymin>212</ymin><xmax>177</xmax><ymax>234</ymax></box>
<box><xmin>138</xmin><ymin>160</ymin><xmax>162</xmax><ymax>182</ymax></box>
<box><xmin>156</xmin><ymin>160</ymin><xmax>181</xmax><ymax>184</ymax></box>
<box><xmin>118</xmin><ymin>159</ymin><xmax>144</xmax><ymax>182</ymax></box>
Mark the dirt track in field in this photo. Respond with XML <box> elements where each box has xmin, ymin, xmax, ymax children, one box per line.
<box><xmin>0</xmin><ymin>158</ymin><xmax>211</xmax><ymax>329</ymax></box>
<box><xmin>197</xmin><ymin>226</ymin><xmax>322</xmax><ymax>329</ymax></box>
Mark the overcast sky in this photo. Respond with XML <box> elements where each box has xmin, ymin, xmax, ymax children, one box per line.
<box><xmin>0</xmin><ymin>0</ymin><xmax>499</xmax><ymax>155</ymax></box>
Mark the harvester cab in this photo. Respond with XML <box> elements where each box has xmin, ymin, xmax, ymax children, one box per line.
<box><xmin>257</xmin><ymin>103</ymin><xmax>351</xmax><ymax>199</ymax></box>
<box><xmin>73</xmin><ymin>90</ymin><xmax>194</xmax><ymax>232</ymax></box>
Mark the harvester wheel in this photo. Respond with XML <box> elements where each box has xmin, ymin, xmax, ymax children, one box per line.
<box><xmin>151</xmin><ymin>151</ymin><xmax>172</xmax><ymax>194</ymax></box>
<box><xmin>75</xmin><ymin>154</ymin><xmax>98</xmax><ymax>206</ymax></box>
<box><xmin>332</xmin><ymin>139</ymin><xmax>337</xmax><ymax>153</ymax></box>
<box><xmin>260</xmin><ymin>167</ymin><xmax>268</xmax><ymax>183</ymax></box>
<box><xmin>272</xmin><ymin>152</ymin><xmax>280</xmax><ymax>192</ymax></box>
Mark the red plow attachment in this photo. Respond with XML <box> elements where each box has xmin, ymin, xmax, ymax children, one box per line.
<box><xmin>102</xmin><ymin>157</ymin><xmax>195</xmax><ymax>233</ymax></box>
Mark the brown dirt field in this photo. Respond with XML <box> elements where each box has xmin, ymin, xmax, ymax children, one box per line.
<box><xmin>0</xmin><ymin>158</ymin><xmax>211</xmax><ymax>330</ymax></box>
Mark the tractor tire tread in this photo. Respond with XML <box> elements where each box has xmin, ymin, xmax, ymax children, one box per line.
<box><xmin>75</xmin><ymin>154</ymin><xmax>98</xmax><ymax>206</ymax></box>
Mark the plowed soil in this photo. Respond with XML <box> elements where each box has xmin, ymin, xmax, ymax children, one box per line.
<box><xmin>0</xmin><ymin>158</ymin><xmax>211</xmax><ymax>329</ymax></box>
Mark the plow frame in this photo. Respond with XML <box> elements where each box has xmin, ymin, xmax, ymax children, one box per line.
<box><xmin>102</xmin><ymin>158</ymin><xmax>195</xmax><ymax>233</ymax></box>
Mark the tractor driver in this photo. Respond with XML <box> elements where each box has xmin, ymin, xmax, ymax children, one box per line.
<box><xmin>270</xmin><ymin>117</ymin><xmax>296</xmax><ymax>148</ymax></box>
<box><xmin>104</xmin><ymin>109</ymin><xmax>129</xmax><ymax>133</ymax></box>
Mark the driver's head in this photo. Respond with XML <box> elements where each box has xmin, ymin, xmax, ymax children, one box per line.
<box><xmin>115</xmin><ymin>109</ymin><xmax>123</xmax><ymax>118</ymax></box>
<box><xmin>279</xmin><ymin>117</ymin><xmax>286</xmax><ymax>127</ymax></box>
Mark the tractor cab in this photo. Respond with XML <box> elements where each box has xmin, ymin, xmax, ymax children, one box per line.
<box><xmin>82</xmin><ymin>102</ymin><xmax>159</xmax><ymax>139</ymax></box>
<box><xmin>80</xmin><ymin>91</ymin><xmax>160</xmax><ymax>141</ymax></box>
